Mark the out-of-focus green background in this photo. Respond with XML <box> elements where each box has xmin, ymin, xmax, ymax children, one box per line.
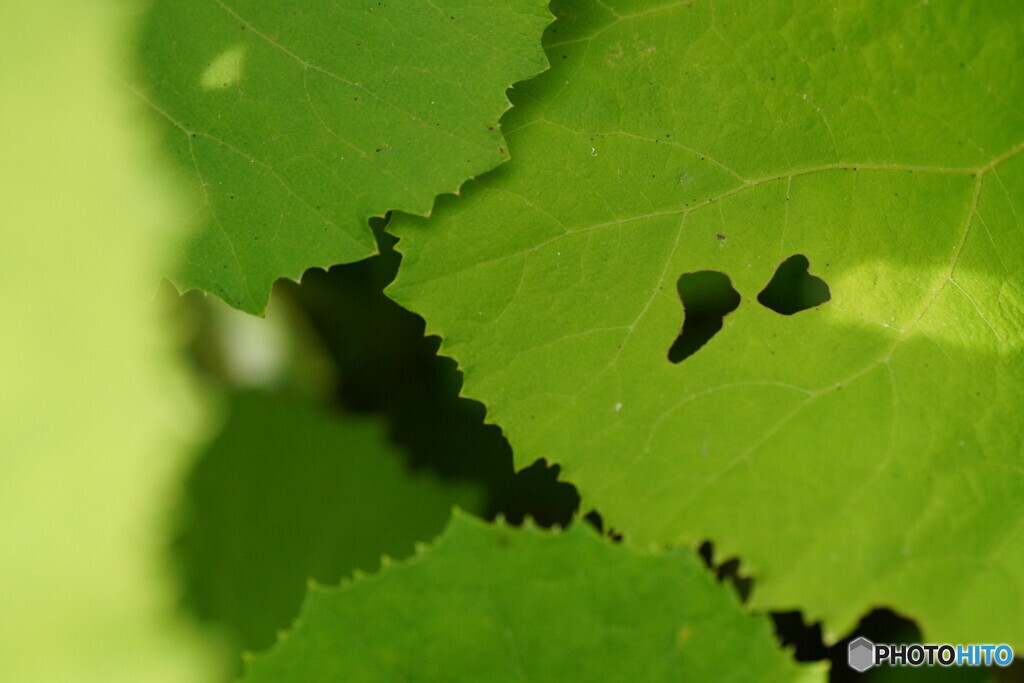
<box><xmin>0</xmin><ymin>2</ymin><xmax>221</xmax><ymax>681</ymax></box>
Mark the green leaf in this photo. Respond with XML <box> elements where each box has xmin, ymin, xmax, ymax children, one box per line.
<box><xmin>388</xmin><ymin>0</ymin><xmax>1024</xmax><ymax>644</ymax></box>
<box><xmin>0</xmin><ymin>2</ymin><xmax>218</xmax><ymax>680</ymax></box>
<box><xmin>177</xmin><ymin>391</ymin><xmax>482</xmax><ymax>654</ymax></box>
<box><xmin>244</xmin><ymin>512</ymin><xmax>822</xmax><ymax>682</ymax></box>
<box><xmin>133</xmin><ymin>0</ymin><xmax>553</xmax><ymax>313</ymax></box>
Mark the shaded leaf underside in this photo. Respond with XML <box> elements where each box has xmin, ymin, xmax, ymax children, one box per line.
<box><xmin>389</xmin><ymin>0</ymin><xmax>1024</xmax><ymax>644</ymax></box>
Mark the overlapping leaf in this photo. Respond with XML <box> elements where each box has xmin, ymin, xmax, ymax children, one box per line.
<box><xmin>389</xmin><ymin>0</ymin><xmax>1024</xmax><ymax>644</ymax></box>
<box><xmin>245</xmin><ymin>513</ymin><xmax>822</xmax><ymax>681</ymax></box>
<box><xmin>176</xmin><ymin>391</ymin><xmax>481</xmax><ymax>654</ymax></box>
<box><xmin>134</xmin><ymin>0</ymin><xmax>552</xmax><ymax>312</ymax></box>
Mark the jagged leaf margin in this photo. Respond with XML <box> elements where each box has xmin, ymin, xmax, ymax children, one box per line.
<box><xmin>133</xmin><ymin>0</ymin><xmax>553</xmax><ymax>312</ymax></box>
<box><xmin>244</xmin><ymin>512</ymin><xmax>823</xmax><ymax>682</ymax></box>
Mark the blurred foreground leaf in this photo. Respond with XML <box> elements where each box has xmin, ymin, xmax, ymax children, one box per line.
<box><xmin>176</xmin><ymin>391</ymin><xmax>482</xmax><ymax>655</ymax></box>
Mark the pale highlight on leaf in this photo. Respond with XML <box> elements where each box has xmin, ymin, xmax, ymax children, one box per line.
<box><xmin>201</xmin><ymin>44</ymin><xmax>248</xmax><ymax>90</ymax></box>
<box><xmin>389</xmin><ymin>0</ymin><xmax>1024</xmax><ymax>645</ymax></box>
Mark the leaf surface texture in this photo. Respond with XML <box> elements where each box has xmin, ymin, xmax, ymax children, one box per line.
<box><xmin>389</xmin><ymin>0</ymin><xmax>1024</xmax><ymax>642</ymax></box>
<box><xmin>135</xmin><ymin>0</ymin><xmax>552</xmax><ymax>312</ymax></box>
<box><xmin>245</xmin><ymin>514</ymin><xmax>822</xmax><ymax>682</ymax></box>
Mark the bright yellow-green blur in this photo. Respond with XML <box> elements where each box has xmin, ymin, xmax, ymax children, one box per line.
<box><xmin>0</xmin><ymin>2</ymin><xmax>218</xmax><ymax>681</ymax></box>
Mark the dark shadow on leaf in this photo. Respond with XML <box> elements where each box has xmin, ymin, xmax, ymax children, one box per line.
<box><xmin>698</xmin><ymin>540</ymin><xmax>753</xmax><ymax>603</ymax></box>
<box><xmin>583</xmin><ymin>510</ymin><xmax>624</xmax><ymax>542</ymax></box>
<box><xmin>172</xmin><ymin>220</ymin><xmax>581</xmax><ymax>673</ymax></box>
<box><xmin>278</xmin><ymin>222</ymin><xmax>579</xmax><ymax>526</ymax></box>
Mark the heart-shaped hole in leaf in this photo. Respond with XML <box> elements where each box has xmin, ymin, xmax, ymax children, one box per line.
<box><xmin>668</xmin><ymin>271</ymin><xmax>741</xmax><ymax>363</ymax></box>
<box><xmin>757</xmin><ymin>254</ymin><xmax>831</xmax><ymax>315</ymax></box>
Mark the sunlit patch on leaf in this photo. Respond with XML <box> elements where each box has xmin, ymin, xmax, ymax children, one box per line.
<box><xmin>200</xmin><ymin>43</ymin><xmax>247</xmax><ymax>90</ymax></box>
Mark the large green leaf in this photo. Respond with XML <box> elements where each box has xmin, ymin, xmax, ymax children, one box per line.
<box><xmin>389</xmin><ymin>0</ymin><xmax>1024</xmax><ymax>644</ymax></box>
<box><xmin>245</xmin><ymin>512</ymin><xmax>823</xmax><ymax>681</ymax></box>
<box><xmin>0</xmin><ymin>2</ymin><xmax>218</xmax><ymax>680</ymax></box>
<box><xmin>134</xmin><ymin>0</ymin><xmax>552</xmax><ymax>313</ymax></box>
<box><xmin>176</xmin><ymin>391</ymin><xmax>481</xmax><ymax>655</ymax></box>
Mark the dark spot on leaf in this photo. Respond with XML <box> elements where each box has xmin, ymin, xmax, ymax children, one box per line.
<box><xmin>757</xmin><ymin>254</ymin><xmax>831</xmax><ymax>315</ymax></box>
<box><xmin>584</xmin><ymin>511</ymin><xmax>623</xmax><ymax>542</ymax></box>
<box><xmin>699</xmin><ymin>541</ymin><xmax>752</xmax><ymax>602</ymax></box>
<box><xmin>499</xmin><ymin>147</ymin><xmax>505</xmax><ymax>154</ymax></box>
<box><xmin>668</xmin><ymin>271</ymin><xmax>741</xmax><ymax>363</ymax></box>
<box><xmin>716</xmin><ymin>233</ymin><xmax>726</xmax><ymax>240</ymax></box>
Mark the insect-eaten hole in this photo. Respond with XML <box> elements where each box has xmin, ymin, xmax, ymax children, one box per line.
<box><xmin>668</xmin><ymin>271</ymin><xmax>741</xmax><ymax>363</ymax></box>
<box><xmin>757</xmin><ymin>254</ymin><xmax>830</xmax><ymax>315</ymax></box>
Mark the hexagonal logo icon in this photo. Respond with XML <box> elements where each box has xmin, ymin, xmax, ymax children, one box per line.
<box><xmin>848</xmin><ymin>637</ymin><xmax>875</xmax><ymax>672</ymax></box>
